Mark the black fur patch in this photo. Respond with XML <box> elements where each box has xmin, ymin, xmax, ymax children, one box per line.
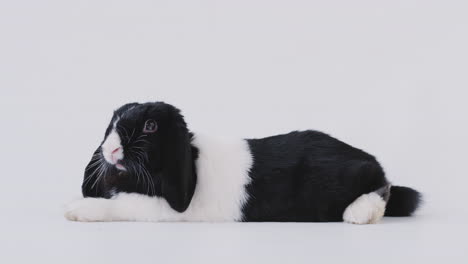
<box><xmin>242</xmin><ymin>131</ymin><xmax>389</xmax><ymax>222</ymax></box>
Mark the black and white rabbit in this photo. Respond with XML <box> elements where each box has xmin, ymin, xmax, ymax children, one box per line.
<box><xmin>65</xmin><ymin>102</ymin><xmax>421</xmax><ymax>224</ymax></box>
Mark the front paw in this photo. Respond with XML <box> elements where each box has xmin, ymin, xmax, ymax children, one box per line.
<box><xmin>64</xmin><ymin>198</ymin><xmax>110</xmax><ymax>222</ymax></box>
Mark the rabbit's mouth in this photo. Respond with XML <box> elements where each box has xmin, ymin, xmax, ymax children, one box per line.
<box><xmin>115</xmin><ymin>163</ymin><xmax>127</xmax><ymax>171</ymax></box>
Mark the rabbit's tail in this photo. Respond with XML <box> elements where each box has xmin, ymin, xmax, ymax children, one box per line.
<box><xmin>384</xmin><ymin>186</ymin><xmax>422</xmax><ymax>216</ymax></box>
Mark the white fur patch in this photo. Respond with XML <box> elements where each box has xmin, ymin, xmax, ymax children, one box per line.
<box><xmin>343</xmin><ymin>192</ymin><xmax>386</xmax><ymax>224</ymax></box>
<box><xmin>65</xmin><ymin>198</ymin><xmax>112</xmax><ymax>222</ymax></box>
<box><xmin>65</xmin><ymin>133</ymin><xmax>253</xmax><ymax>222</ymax></box>
<box><xmin>101</xmin><ymin>129</ymin><xmax>124</xmax><ymax>164</ymax></box>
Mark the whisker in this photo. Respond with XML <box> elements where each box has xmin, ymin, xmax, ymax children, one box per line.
<box><xmin>133</xmin><ymin>163</ymin><xmax>141</xmax><ymax>185</ymax></box>
<box><xmin>86</xmin><ymin>158</ymin><xmax>103</xmax><ymax>170</ymax></box>
<box><xmin>118</xmin><ymin>126</ymin><xmax>130</xmax><ymax>143</ymax></box>
<box><xmin>91</xmin><ymin>162</ymin><xmax>108</xmax><ymax>190</ymax></box>
<box><xmin>129</xmin><ymin>128</ymin><xmax>136</xmax><ymax>141</ymax></box>
<box><xmin>130</xmin><ymin>150</ymin><xmax>147</xmax><ymax>162</ymax></box>
<box><xmin>136</xmin><ymin>164</ymin><xmax>147</xmax><ymax>194</ymax></box>
<box><xmin>83</xmin><ymin>160</ymin><xmax>105</xmax><ymax>186</ymax></box>
<box><xmin>141</xmin><ymin>166</ymin><xmax>155</xmax><ymax>196</ymax></box>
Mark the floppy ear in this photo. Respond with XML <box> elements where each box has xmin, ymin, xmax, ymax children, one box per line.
<box><xmin>159</xmin><ymin>118</ymin><xmax>197</xmax><ymax>212</ymax></box>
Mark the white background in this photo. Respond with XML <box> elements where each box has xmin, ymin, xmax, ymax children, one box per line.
<box><xmin>0</xmin><ymin>0</ymin><xmax>467</xmax><ymax>263</ymax></box>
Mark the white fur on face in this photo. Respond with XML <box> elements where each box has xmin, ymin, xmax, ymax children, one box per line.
<box><xmin>343</xmin><ymin>192</ymin><xmax>387</xmax><ymax>224</ymax></box>
<box><xmin>101</xmin><ymin>126</ymin><xmax>124</xmax><ymax>165</ymax></box>
<box><xmin>65</xmin><ymin>133</ymin><xmax>253</xmax><ymax>222</ymax></box>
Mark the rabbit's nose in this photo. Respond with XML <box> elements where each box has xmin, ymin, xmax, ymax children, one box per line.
<box><xmin>111</xmin><ymin>147</ymin><xmax>122</xmax><ymax>163</ymax></box>
<box><xmin>111</xmin><ymin>147</ymin><xmax>121</xmax><ymax>154</ymax></box>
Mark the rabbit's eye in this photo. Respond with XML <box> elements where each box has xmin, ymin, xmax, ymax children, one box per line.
<box><xmin>143</xmin><ymin>119</ymin><xmax>158</xmax><ymax>133</ymax></box>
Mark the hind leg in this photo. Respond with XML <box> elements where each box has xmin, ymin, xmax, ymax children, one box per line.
<box><xmin>343</xmin><ymin>185</ymin><xmax>390</xmax><ymax>224</ymax></box>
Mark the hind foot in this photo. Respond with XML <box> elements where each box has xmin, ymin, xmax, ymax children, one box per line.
<box><xmin>343</xmin><ymin>192</ymin><xmax>386</xmax><ymax>224</ymax></box>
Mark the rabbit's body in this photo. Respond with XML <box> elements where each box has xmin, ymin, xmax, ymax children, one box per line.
<box><xmin>65</xmin><ymin>102</ymin><xmax>421</xmax><ymax>223</ymax></box>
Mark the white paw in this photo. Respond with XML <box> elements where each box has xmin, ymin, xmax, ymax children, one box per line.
<box><xmin>343</xmin><ymin>193</ymin><xmax>386</xmax><ymax>225</ymax></box>
<box><xmin>64</xmin><ymin>198</ymin><xmax>110</xmax><ymax>222</ymax></box>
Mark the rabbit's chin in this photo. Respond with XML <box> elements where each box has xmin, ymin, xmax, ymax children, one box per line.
<box><xmin>115</xmin><ymin>163</ymin><xmax>127</xmax><ymax>171</ymax></box>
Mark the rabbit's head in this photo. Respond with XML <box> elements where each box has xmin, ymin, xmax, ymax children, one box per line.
<box><xmin>86</xmin><ymin>102</ymin><xmax>197</xmax><ymax>212</ymax></box>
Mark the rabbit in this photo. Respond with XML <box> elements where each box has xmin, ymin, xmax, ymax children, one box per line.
<box><xmin>65</xmin><ymin>102</ymin><xmax>421</xmax><ymax>224</ymax></box>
